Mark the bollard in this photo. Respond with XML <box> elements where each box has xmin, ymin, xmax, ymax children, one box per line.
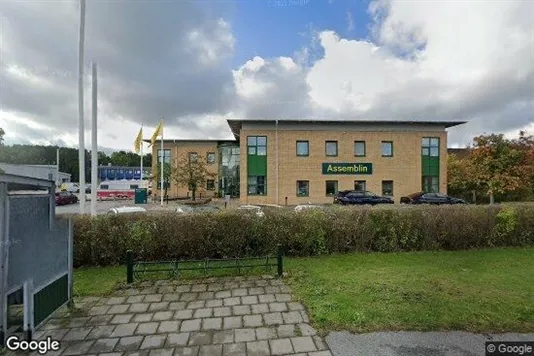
<box><xmin>126</xmin><ymin>250</ymin><xmax>133</xmax><ymax>284</ymax></box>
<box><xmin>285</xmin><ymin>197</ymin><xmax>288</xmax><ymax>206</ymax></box>
<box><xmin>277</xmin><ymin>244</ymin><xmax>283</xmax><ymax>278</ymax></box>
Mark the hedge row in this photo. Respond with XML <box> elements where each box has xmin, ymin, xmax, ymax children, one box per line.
<box><xmin>73</xmin><ymin>204</ymin><xmax>534</xmax><ymax>267</ymax></box>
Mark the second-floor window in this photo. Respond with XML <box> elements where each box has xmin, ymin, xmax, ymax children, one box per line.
<box><xmin>296</xmin><ymin>141</ymin><xmax>309</xmax><ymax>156</ymax></box>
<box><xmin>325</xmin><ymin>141</ymin><xmax>338</xmax><ymax>156</ymax></box>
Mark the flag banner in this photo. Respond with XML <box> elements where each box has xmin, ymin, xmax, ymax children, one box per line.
<box><xmin>150</xmin><ymin>120</ymin><xmax>163</xmax><ymax>147</ymax></box>
<box><xmin>134</xmin><ymin>127</ymin><xmax>143</xmax><ymax>153</ymax></box>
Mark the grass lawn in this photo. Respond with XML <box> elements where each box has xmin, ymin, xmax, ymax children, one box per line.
<box><xmin>73</xmin><ymin>247</ymin><xmax>534</xmax><ymax>333</ymax></box>
<box><xmin>286</xmin><ymin>247</ymin><xmax>534</xmax><ymax>333</ymax></box>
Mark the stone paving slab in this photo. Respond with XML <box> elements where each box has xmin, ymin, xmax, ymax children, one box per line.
<box><xmin>7</xmin><ymin>276</ymin><xmax>331</xmax><ymax>356</ymax></box>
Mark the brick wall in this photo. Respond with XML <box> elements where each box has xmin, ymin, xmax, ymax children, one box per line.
<box><xmin>241</xmin><ymin>129</ymin><xmax>448</xmax><ymax>205</ymax></box>
<box><xmin>152</xmin><ymin>141</ymin><xmax>219</xmax><ymax>198</ymax></box>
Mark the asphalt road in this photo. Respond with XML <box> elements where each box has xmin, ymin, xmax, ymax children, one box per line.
<box><xmin>326</xmin><ymin>331</ymin><xmax>534</xmax><ymax>356</ymax></box>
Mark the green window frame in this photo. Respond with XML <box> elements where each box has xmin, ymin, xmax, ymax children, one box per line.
<box><xmin>247</xmin><ymin>176</ymin><xmax>266</xmax><ymax>195</ymax></box>
<box><xmin>382</xmin><ymin>180</ymin><xmax>393</xmax><ymax>196</ymax></box>
<box><xmin>422</xmin><ymin>137</ymin><xmax>440</xmax><ymax>157</ymax></box>
<box><xmin>297</xmin><ymin>180</ymin><xmax>309</xmax><ymax>196</ymax></box>
<box><xmin>325</xmin><ymin>180</ymin><xmax>338</xmax><ymax>196</ymax></box>
<box><xmin>296</xmin><ymin>141</ymin><xmax>309</xmax><ymax>156</ymax></box>
<box><xmin>381</xmin><ymin>141</ymin><xmax>393</xmax><ymax>157</ymax></box>
<box><xmin>325</xmin><ymin>141</ymin><xmax>338</xmax><ymax>157</ymax></box>
<box><xmin>354</xmin><ymin>141</ymin><xmax>366</xmax><ymax>157</ymax></box>
<box><xmin>247</xmin><ymin>136</ymin><xmax>267</xmax><ymax>156</ymax></box>
<box><xmin>422</xmin><ymin>176</ymin><xmax>439</xmax><ymax>193</ymax></box>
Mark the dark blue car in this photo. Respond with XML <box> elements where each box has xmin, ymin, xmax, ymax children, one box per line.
<box><xmin>334</xmin><ymin>190</ymin><xmax>394</xmax><ymax>205</ymax></box>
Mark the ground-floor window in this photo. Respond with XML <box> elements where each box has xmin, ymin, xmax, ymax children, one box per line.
<box><xmin>325</xmin><ymin>180</ymin><xmax>338</xmax><ymax>195</ymax></box>
<box><xmin>206</xmin><ymin>180</ymin><xmax>215</xmax><ymax>190</ymax></box>
<box><xmin>248</xmin><ymin>176</ymin><xmax>266</xmax><ymax>195</ymax></box>
<box><xmin>422</xmin><ymin>176</ymin><xmax>439</xmax><ymax>193</ymax></box>
<box><xmin>382</xmin><ymin>180</ymin><xmax>393</xmax><ymax>196</ymax></box>
<box><xmin>354</xmin><ymin>180</ymin><xmax>366</xmax><ymax>191</ymax></box>
<box><xmin>296</xmin><ymin>181</ymin><xmax>309</xmax><ymax>196</ymax></box>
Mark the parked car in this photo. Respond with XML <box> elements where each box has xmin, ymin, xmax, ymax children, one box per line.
<box><xmin>85</xmin><ymin>184</ymin><xmax>91</xmax><ymax>194</ymax></box>
<box><xmin>238</xmin><ymin>205</ymin><xmax>265</xmax><ymax>217</ymax></box>
<box><xmin>294</xmin><ymin>204</ymin><xmax>324</xmax><ymax>212</ymax></box>
<box><xmin>107</xmin><ymin>206</ymin><xmax>147</xmax><ymax>214</ymax></box>
<box><xmin>334</xmin><ymin>190</ymin><xmax>394</xmax><ymax>205</ymax></box>
<box><xmin>400</xmin><ymin>192</ymin><xmax>467</xmax><ymax>205</ymax></box>
<box><xmin>55</xmin><ymin>192</ymin><xmax>78</xmax><ymax>206</ymax></box>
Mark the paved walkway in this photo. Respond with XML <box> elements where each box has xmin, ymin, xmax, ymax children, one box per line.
<box><xmin>326</xmin><ymin>331</ymin><xmax>534</xmax><ymax>356</ymax></box>
<box><xmin>25</xmin><ymin>276</ymin><xmax>331</xmax><ymax>356</ymax></box>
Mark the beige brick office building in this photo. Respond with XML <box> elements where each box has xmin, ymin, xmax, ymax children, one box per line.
<box><xmin>151</xmin><ymin>119</ymin><xmax>464</xmax><ymax>204</ymax></box>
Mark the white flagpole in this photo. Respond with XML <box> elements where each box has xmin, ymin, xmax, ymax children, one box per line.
<box><xmin>140</xmin><ymin>124</ymin><xmax>144</xmax><ymax>186</ymax></box>
<box><xmin>160</xmin><ymin>119</ymin><xmax>164</xmax><ymax>206</ymax></box>
<box><xmin>78</xmin><ymin>0</ymin><xmax>86</xmax><ymax>214</ymax></box>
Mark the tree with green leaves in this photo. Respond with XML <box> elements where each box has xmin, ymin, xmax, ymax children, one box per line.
<box><xmin>172</xmin><ymin>153</ymin><xmax>216</xmax><ymax>201</ymax></box>
<box><xmin>0</xmin><ymin>127</ymin><xmax>5</xmax><ymax>146</ymax></box>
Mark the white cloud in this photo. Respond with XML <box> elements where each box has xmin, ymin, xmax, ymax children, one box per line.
<box><xmin>346</xmin><ymin>11</ymin><xmax>354</xmax><ymax>32</ymax></box>
<box><xmin>234</xmin><ymin>0</ymin><xmax>533</xmax><ymax>146</ymax></box>
<box><xmin>1</xmin><ymin>0</ymin><xmax>533</xmax><ymax>150</ymax></box>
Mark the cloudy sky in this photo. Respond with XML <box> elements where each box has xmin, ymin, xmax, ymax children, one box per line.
<box><xmin>1</xmin><ymin>0</ymin><xmax>533</xmax><ymax>151</ymax></box>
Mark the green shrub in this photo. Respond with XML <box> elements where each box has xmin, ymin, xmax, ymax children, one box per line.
<box><xmin>72</xmin><ymin>204</ymin><xmax>534</xmax><ymax>267</ymax></box>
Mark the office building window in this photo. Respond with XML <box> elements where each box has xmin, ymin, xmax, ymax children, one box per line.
<box><xmin>382</xmin><ymin>180</ymin><xmax>393</xmax><ymax>196</ymax></box>
<box><xmin>247</xmin><ymin>136</ymin><xmax>267</xmax><ymax>156</ymax></box>
<box><xmin>381</xmin><ymin>141</ymin><xmax>393</xmax><ymax>157</ymax></box>
<box><xmin>297</xmin><ymin>181</ymin><xmax>309</xmax><ymax>196</ymax></box>
<box><xmin>325</xmin><ymin>141</ymin><xmax>338</xmax><ymax>156</ymax></box>
<box><xmin>207</xmin><ymin>152</ymin><xmax>216</xmax><ymax>164</ymax></box>
<box><xmin>248</xmin><ymin>176</ymin><xmax>266</xmax><ymax>195</ymax></box>
<box><xmin>422</xmin><ymin>176</ymin><xmax>439</xmax><ymax>193</ymax></box>
<box><xmin>422</xmin><ymin>137</ymin><xmax>440</xmax><ymax>157</ymax></box>
<box><xmin>207</xmin><ymin>179</ymin><xmax>215</xmax><ymax>190</ymax></box>
<box><xmin>325</xmin><ymin>180</ymin><xmax>338</xmax><ymax>195</ymax></box>
<box><xmin>296</xmin><ymin>141</ymin><xmax>309</xmax><ymax>156</ymax></box>
<box><xmin>354</xmin><ymin>141</ymin><xmax>366</xmax><ymax>157</ymax></box>
<box><xmin>354</xmin><ymin>180</ymin><xmax>366</xmax><ymax>191</ymax></box>
<box><xmin>157</xmin><ymin>149</ymin><xmax>171</xmax><ymax>163</ymax></box>
<box><xmin>189</xmin><ymin>152</ymin><xmax>198</xmax><ymax>162</ymax></box>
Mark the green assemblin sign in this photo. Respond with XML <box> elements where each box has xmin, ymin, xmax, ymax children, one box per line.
<box><xmin>322</xmin><ymin>163</ymin><xmax>373</xmax><ymax>175</ymax></box>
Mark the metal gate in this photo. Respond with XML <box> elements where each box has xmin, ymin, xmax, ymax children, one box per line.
<box><xmin>0</xmin><ymin>174</ymin><xmax>73</xmax><ymax>344</ymax></box>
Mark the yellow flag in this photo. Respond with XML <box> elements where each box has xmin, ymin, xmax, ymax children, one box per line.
<box><xmin>134</xmin><ymin>127</ymin><xmax>143</xmax><ymax>153</ymax></box>
<box><xmin>150</xmin><ymin>120</ymin><xmax>163</xmax><ymax>147</ymax></box>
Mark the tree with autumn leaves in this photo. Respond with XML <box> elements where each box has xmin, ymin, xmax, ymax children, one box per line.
<box><xmin>448</xmin><ymin>131</ymin><xmax>534</xmax><ymax>203</ymax></box>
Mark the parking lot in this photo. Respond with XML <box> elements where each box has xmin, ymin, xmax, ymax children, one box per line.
<box><xmin>54</xmin><ymin>195</ymin><xmax>243</xmax><ymax>215</ymax></box>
